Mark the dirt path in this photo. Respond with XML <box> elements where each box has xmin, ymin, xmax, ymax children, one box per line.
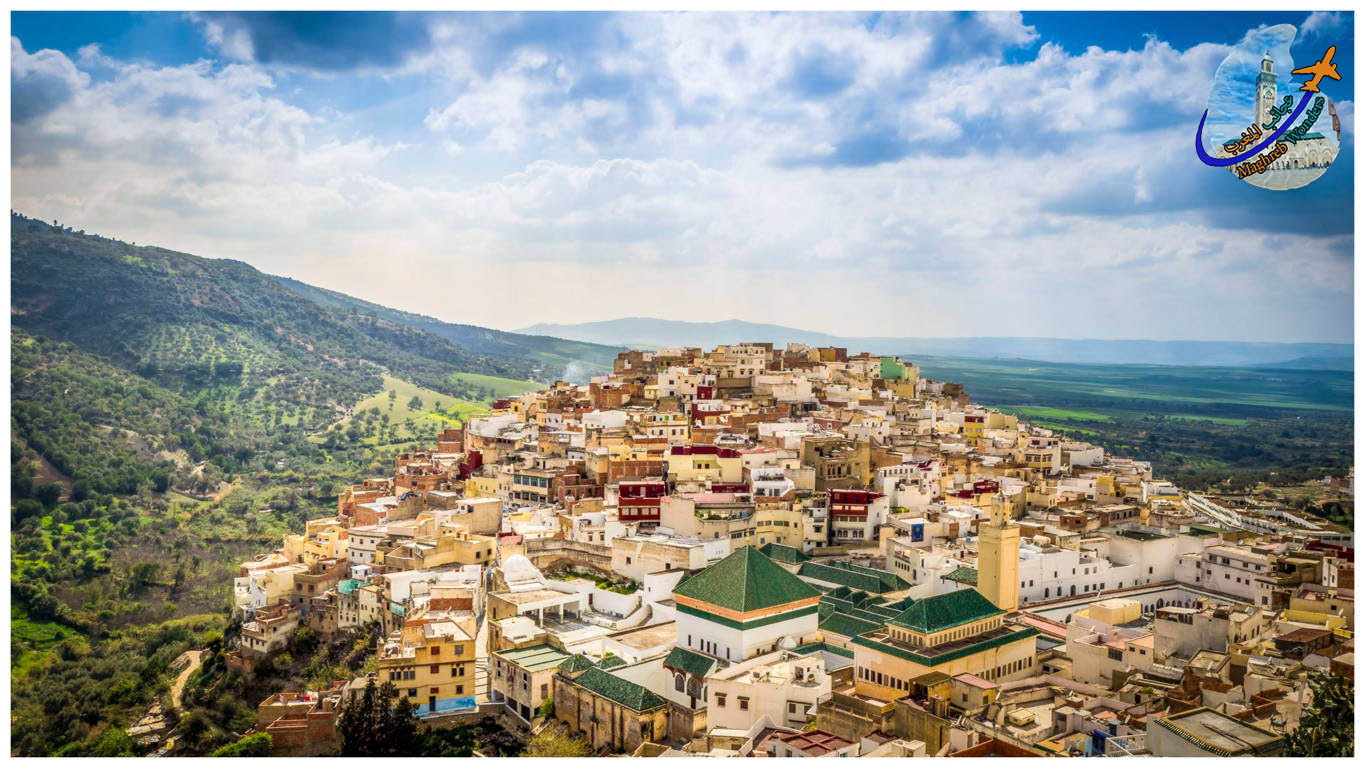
<box><xmin>170</xmin><ymin>650</ymin><xmax>207</xmax><ymax>711</ymax></box>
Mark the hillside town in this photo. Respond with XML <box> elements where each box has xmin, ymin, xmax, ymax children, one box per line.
<box><xmin>224</xmin><ymin>343</ymin><xmax>1354</xmax><ymax>757</ymax></box>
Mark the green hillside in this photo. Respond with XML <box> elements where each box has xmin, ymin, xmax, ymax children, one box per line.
<box><xmin>8</xmin><ymin>214</ymin><xmax>610</xmax><ymax>756</ymax></box>
<box><xmin>272</xmin><ymin>275</ymin><xmax>619</xmax><ymax>379</ymax></box>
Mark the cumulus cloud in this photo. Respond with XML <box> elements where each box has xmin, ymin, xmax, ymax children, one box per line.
<box><xmin>8</xmin><ymin>11</ymin><xmax>1355</xmax><ymax>342</ymax></box>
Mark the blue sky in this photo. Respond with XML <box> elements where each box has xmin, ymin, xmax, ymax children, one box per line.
<box><xmin>10</xmin><ymin>11</ymin><xmax>1355</xmax><ymax>342</ymax></box>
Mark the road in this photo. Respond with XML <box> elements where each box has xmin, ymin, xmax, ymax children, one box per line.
<box><xmin>169</xmin><ymin>649</ymin><xmax>207</xmax><ymax>711</ymax></box>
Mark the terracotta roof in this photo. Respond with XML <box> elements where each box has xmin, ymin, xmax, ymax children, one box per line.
<box><xmin>769</xmin><ymin>729</ymin><xmax>854</xmax><ymax>756</ymax></box>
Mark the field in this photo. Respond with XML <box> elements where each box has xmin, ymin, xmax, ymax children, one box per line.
<box><xmin>914</xmin><ymin>355</ymin><xmax>1352</xmax><ymax>415</ymax></box>
<box><xmin>318</xmin><ymin>374</ymin><xmax>504</xmax><ymax>448</ymax></box>
<box><xmin>447</xmin><ymin>371</ymin><xmax>541</xmax><ymax>399</ymax></box>
<box><xmin>914</xmin><ymin>355</ymin><xmax>1353</xmax><ymax>490</ymax></box>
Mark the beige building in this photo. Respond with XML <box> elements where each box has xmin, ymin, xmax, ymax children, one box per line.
<box><xmin>376</xmin><ymin>608</ymin><xmax>477</xmax><ymax>716</ymax></box>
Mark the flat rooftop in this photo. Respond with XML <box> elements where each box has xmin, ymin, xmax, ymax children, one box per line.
<box><xmin>1158</xmin><ymin>708</ymin><xmax>1282</xmax><ymax>753</ymax></box>
<box><xmin>610</xmin><ymin>621</ymin><xmax>677</xmax><ymax>650</ymax></box>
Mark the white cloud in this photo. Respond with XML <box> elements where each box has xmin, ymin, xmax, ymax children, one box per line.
<box><xmin>8</xmin><ymin>14</ymin><xmax>1355</xmax><ymax>343</ymax></box>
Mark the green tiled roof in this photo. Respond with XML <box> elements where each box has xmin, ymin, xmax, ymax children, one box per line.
<box><xmin>598</xmin><ymin>655</ymin><xmax>627</xmax><ymax>670</ymax></box>
<box><xmin>759</xmin><ymin>542</ymin><xmax>810</xmax><ymax>564</ymax></box>
<box><xmin>888</xmin><ymin>589</ymin><xmax>1002</xmax><ymax>633</ymax></box>
<box><xmin>820</xmin><ymin>593</ymin><xmax>902</xmax><ymax>623</ymax></box>
<box><xmin>881</xmin><ymin>596</ymin><xmax>917</xmax><ymax>612</ymax></box>
<box><xmin>664</xmin><ymin>646</ymin><xmax>717</xmax><ymax>678</ymax></box>
<box><xmin>497</xmin><ymin>644</ymin><xmax>571</xmax><ymax>672</ymax></box>
<box><xmin>798</xmin><ymin>561</ymin><xmax>909</xmax><ymax>594</ymax></box>
<box><xmin>945</xmin><ymin>566</ymin><xmax>978</xmax><ymax>585</ymax></box>
<box><xmin>673</xmin><ymin>547</ymin><xmax>820</xmax><ymax>613</ymax></box>
<box><xmin>820</xmin><ymin>611</ymin><xmax>884</xmax><ymax>639</ymax></box>
<box><xmin>571</xmin><ymin>666</ymin><xmax>666</xmax><ymax>712</ymax></box>
<box><xmin>854</xmin><ymin>627</ymin><xmax>1038</xmax><ymax>667</ymax></box>
<box><xmin>558</xmin><ymin>654</ymin><xmax>596</xmax><ymax>673</ymax></box>
<box><xmin>792</xmin><ymin>641</ymin><xmax>855</xmax><ymax>659</ymax></box>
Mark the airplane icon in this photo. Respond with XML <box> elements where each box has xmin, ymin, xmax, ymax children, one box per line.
<box><xmin>1292</xmin><ymin>46</ymin><xmax>1341</xmax><ymax>93</ymax></box>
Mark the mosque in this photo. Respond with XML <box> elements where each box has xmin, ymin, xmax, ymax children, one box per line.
<box><xmin>1221</xmin><ymin>52</ymin><xmax>1339</xmax><ymax>188</ymax></box>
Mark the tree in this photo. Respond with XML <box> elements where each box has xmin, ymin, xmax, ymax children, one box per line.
<box><xmin>521</xmin><ymin>727</ymin><xmax>592</xmax><ymax>757</ymax></box>
<box><xmin>129</xmin><ymin>562</ymin><xmax>162</xmax><ymax>589</ymax></box>
<box><xmin>408</xmin><ymin>396</ymin><xmax>423</xmax><ymax>410</ymax></box>
<box><xmin>1285</xmin><ymin>671</ymin><xmax>1353</xmax><ymax>756</ymax></box>
<box><xmin>34</xmin><ymin>483</ymin><xmax>63</xmax><ymax>508</ymax></box>
<box><xmin>93</xmin><ymin>726</ymin><xmax>135</xmax><ymax>756</ymax></box>
<box><xmin>337</xmin><ymin>679</ymin><xmax>419</xmax><ymax>756</ymax></box>
<box><xmin>418</xmin><ymin>726</ymin><xmax>478</xmax><ymax>757</ymax></box>
<box><xmin>211</xmin><ymin>733</ymin><xmax>273</xmax><ymax>757</ymax></box>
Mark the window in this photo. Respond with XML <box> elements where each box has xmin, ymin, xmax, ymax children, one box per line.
<box><xmin>408</xmin><ymin>689</ymin><xmax>417</xmax><ymax>697</ymax></box>
<box><xmin>739</xmin><ymin>697</ymin><xmax>749</xmax><ymax>711</ymax></box>
<box><xmin>716</xmin><ymin>693</ymin><xmax>727</xmax><ymax>707</ymax></box>
<box><xmin>431</xmin><ymin>664</ymin><xmax>440</xmax><ymax>673</ymax></box>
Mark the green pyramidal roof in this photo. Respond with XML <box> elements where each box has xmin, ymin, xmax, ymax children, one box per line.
<box><xmin>558</xmin><ymin>654</ymin><xmax>596</xmax><ymax>673</ymax></box>
<box><xmin>889</xmin><ymin>589</ymin><xmax>1003</xmax><ymax>633</ymax></box>
<box><xmin>673</xmin><ymin>546</ymin><xmax>821</xmax><ymax>613</ymax></box>
<box><xmin>759</xmin><ymin>542</ymin><xmax>810</xmax><ymax>564</ymax></box>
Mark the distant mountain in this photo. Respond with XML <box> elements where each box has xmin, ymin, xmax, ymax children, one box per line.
<box><xmin>518</xmin><ymin>316</ymin><xmax>1353</xmax><ymax>370</ymax></box>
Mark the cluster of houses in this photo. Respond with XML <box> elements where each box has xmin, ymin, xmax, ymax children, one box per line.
<box><xmin>227</xmin><ymin>342</ymin><xmax>1354</xmax><ymax>757</ymax></box>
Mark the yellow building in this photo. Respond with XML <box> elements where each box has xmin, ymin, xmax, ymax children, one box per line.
<box><xmin>666</xmin><ymin>446</ymin><xmax>743</xmax><ymax>484</ymax></box>
<box><xmin>847</xmin><ymin>590</ymin><xmax>1038</xmax><ymax>701</ymax></box>
<box><xmin>752</xmin><ymin>505</ymin><xmax>804</xmax><ymax>549</ymax></box>
<box><xmin>977</xmin><ymin>498</ymin><xmax>1020</xmax><ymax>613</ymax></box>
<box><xmin>282</xmin><ymin>518</ymin><xmax>348</xmax><ymax>566</ymax></box>
<box><xmin>463</xmin><ymin>474</ymin><xmax>501</xmax><ymax>500</ymax></box>
<box><xmin>962</xmin><ymin>415</ymin><xmax>984</xmax><ymax>444</ymax></box>
<box><xmin>375</xmin><ymin>526</ymin><xmax>496</xmax><ymax>572</ymax></box>
<box><xmin>376</xmin><ymin>608</ymin><xmax>477</xmax><ymax>717</ymax></box>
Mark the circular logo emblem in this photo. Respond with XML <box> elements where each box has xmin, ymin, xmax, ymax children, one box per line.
<box><xmin>1195</xmin><ymin>24</ymin><xmax>1342</xmax><ymax>191</ymax></box>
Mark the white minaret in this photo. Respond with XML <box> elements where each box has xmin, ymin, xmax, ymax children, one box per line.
<box><xmin>1256</xmin><ymin>51</ymin><xmax>1277</xmax><ymax>127</ymax></box>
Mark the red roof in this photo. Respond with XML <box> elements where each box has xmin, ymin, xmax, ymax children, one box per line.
<box><xmin>769</xmin><ymin>729</ymin><xmax>854</xmax><ymax>756</ymax></box>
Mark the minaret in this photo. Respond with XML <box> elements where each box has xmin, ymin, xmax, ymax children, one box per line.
<box><xmin>977</xmin><ymin>493</ymin><xmax>1020</xmax><ymax>612</ymax></box>
<box><xmin>1256</xmin><ymin>51</ymin><xmax>1277</xmax><ymax>128</ymax></box>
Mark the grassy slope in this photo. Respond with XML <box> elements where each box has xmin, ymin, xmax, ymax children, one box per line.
<box><xmin>448</xmin><ymin>371</ymin><xmax>541</xmax><ymax>398</ymax></box>
<box><xmin>269</xmin><ymin>274</ymin><xmax>620</xmax><ymax>379</ymax></box>
<box><xmin>318</xmin><ymin>374</ymin><xmax>497</xmax><ymax>447</ymax></box>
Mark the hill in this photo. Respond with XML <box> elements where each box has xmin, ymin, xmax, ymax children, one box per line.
<box><xmin>11</xmin><ymin>214</ymin><xmax>617</xmax><ymax>405</ymax></box>
<box><xmin>271</xmin><ymin>275</ymin><xmax>619</xmax><ymax>379</ymax></box>
<box><xmin>8</xmin><ymin>214</ymin><xmax>624</xmax><ymax>756</ymax></box>
<box><xmin>519</xmin><ymin>316</ymin><xmax>1352</xmax><ymax>369</ymax></box>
